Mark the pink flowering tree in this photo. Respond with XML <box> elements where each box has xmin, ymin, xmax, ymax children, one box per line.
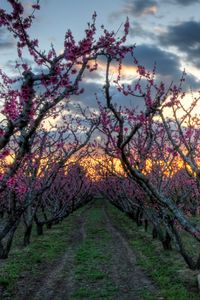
<box><xmin>34</xmin><ymin>163</ymin><xmax>94</xmax><ymax>235</ymax></box>
<box><xmin>0</xmin><ymin>0</ymin><xmax>130</xmax><ymax>257</ymax></box>
<box><xmin>97</xmin><ymin>49</ymin><xmax>200</xmax><ymax>269</ymax></box>
<box><xmin>157</xmin><ymin>75</ymin><xmax>200</xmax><ymax>184</ymax></box>
<box><xmin>0</xmin><ymin>103</ymin><xmax>98</xmax><ymax>253</ymax></box>
<box><xmin>0</xmin><ymin>0</ymin><xmax>199</xmax><ymax>271</ymax></box>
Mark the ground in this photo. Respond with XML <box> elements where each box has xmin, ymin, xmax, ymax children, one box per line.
<box><xmin>23</xmin><ymin>200</ymin><xmax>158</xmax><ymax>299</ymax></box>
<box><xmin>0</xmin><ymin>198</ymin><xmax>199</xmax><ymax>299</ymax></box>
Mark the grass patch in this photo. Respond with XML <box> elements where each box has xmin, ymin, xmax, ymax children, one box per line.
<box><xmin>108</xmin><ymin>203</ymin><xmax>200</xmax><ymax>300</ymax></box>
<box><xmin>1</xmin><ymin>199</ymin><xmax>199</xmax><ymax>299</ymax></box>
<box><xmin>0</xmin><ymin>213</ymin><xmax>76</xmax><ymax>298</ymax></box>
<box><xmin>72</xmin><ymin>201</ymin><xmax>118</xmax><ymax>299</ymax></box>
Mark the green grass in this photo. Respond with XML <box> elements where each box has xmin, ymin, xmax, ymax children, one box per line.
<box><xmin>107</xmin><ymin>203</ymin><xmax>200</xmax><ymax>300</ymax></box>
<box><xmin>0</xmin><ymin>199</ymin><xmax>199</xmax><ymax>300</ymax></box>
<box><xmin>0</xmin><ymin>201</ymin><xmax>119</xmax><ymax>299</ymax></box>
<box><xmin>0</xmin><ymin>214</ymin><xmax>75</xmax><ymax>298</ymax></box>
<box><xmin>72</xmin><ymin>202</ymin><xmax>118</xmax><ymax>299</ymax></box>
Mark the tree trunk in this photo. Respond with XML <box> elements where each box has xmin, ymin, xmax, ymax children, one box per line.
<box><xmin>0</xmin><ymin>221</ymin><xmax>19</xmax><ymax>259</ymax></box>
<box><xmin>144</xmin><ymin>219</ymin><xmax>148</xmax><ymax>232</ymax></box>
<box><xmin>23</xmin><ymin>224</ymin><xmax>33</xmax><ymax>247</ymax></box>
<box><xmin>162</xmin><ymin>231</ymin><xmax>172</xmax><ymax>250</ymax></box>
<box><xmin>46</xmin><ymin>222</ymin><xmax>52</xmax><ymax>229</ymax></box>
<box><xmin>152</xmin><ymin>226</ymin><xmax>158</xmax><ymax>239</ymax></box>
<box><xmin>36</xmin><ymin>222</ymin><xmax>44</xmax><ymax>235</ymax></box>
<box><xmin>34</xmin><ymin>214</ymin><xmax>44</xmax><ymax>235</ymax></box>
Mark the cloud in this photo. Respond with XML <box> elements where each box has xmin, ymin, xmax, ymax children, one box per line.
<box><xmin>122</xmin><ymin>0</ymin><xmax>158</xmax><ymax>17</ymax></box>
<box><xmin>71</xmin><ymin>82</ymin><xmax>102</xmax><ymax>110</ymax></box>
<box><xmin>4</xmin><ymin>58</ymin><xmax>36</xmax><ymax>75</ymax></box>
<box><xmin>124</xmin><ymin>44</ymin><xmax>181</xmax><ymax>76</ymax></box>
<box><xmin>110</xmin><ymin>0</ymin><xmax>200</xmax><ymax>22</ymax></box>
<box><xmin>0</xmin><ymin>29</ymin><xmax>15</xmax><ymax>50</ymax></box>
<box><xmin>97</xmin><ymin>43</ymin><xmax>200</xmax><ymax>90</ymax></box>
<box><xmin>121</xmin><ymin>44</ymin><xmax>200</xmax><ymax>89</ymax></box>
<box><xmin>128</xmin><ymin>20</ymin><xmax>156</xmax><ymax>40</ymax></box>
<box><xmin>159</xmin><ymin>21</ymin><xmax>200</xmax><ymax>67</ymax></box>
<box><xmin>83</xmin><ymin>69</ymin><xmax>103</xmax><ymax>82</ymax></box>
<box><xmin>0</xmin><ymin>40</ymin><xmax>14</xmax><ymax>49</ymax></box>
<box><xmin>69</xmin><ymin>79</ymin><xmax>145</xmax><ymax>113</ymax></box>
<box><xmin>170</xmin><ymin>0</ymin><xmax>200</xmax><ymax>5</ymax></box>
<box><xmin>110</xmin><ymin>0</ymin><xmax>158</xmax><ymax>20</ymax></box>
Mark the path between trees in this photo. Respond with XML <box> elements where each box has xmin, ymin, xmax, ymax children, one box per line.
<box><xmin>14</xmin><ymin>199</ymin><xmax>160</xmax><ymax>300</ymax></box>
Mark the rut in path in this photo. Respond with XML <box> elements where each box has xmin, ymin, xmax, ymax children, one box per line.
<box><xmin>33</xmin><ymin>213</ymin><xmax>86</xmax><ymax>300</ymax></box>
<box><xmin>103</xmin><ymin>203</ymin><xmax>158</xmax><ymax>300</ymax></box>
<box><xmin>15</xmin><ymin>200</ymin><xmax>159</xmax><ymax>300</ymax></box>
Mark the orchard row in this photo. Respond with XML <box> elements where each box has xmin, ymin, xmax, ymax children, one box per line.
<box><xmin>0</xmin><ymin>1</ymin><xmax>199</xmax><ymax>269</ymax></box>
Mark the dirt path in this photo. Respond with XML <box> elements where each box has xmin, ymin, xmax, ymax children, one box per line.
<box><xmin>103</xmin><ymin>203</ymin><xmax>158</xmax><ymax>300</ymax></box>
<box><xmin>33</xmin><ymin>213</ymin><xmax>86</xmax><ymax>300</ymax></box>
<box><xmin>13</xmin><ymin>199</ymin><xmax>159</xmax><ymax>300</ymax></box>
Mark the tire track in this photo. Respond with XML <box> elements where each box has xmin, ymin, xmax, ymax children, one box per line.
<box><xmin>103</xmin><ymin>203</ymin><xmax>158</xmax><ymax>300</ymax></box>
<box><xmin>33</xmin><ymin>213</ymin><xmax>86</xmax><ymax>300</ymax></box>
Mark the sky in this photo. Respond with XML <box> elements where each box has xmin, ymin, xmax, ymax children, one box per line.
<box><xmin>1</xmin><ymin>0</ymin><xmax>200</xmax><ymax>114</ymax></box>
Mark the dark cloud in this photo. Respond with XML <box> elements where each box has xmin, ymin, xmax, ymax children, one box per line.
<box><xmin>83</xmin><ymin>70</ymin><xmax>103</xmax><ymax>81</ymax></box>
<box><xmin>183</xmin><ymin>73</ymin><xmax>200</xmax><ymax>90</ymax></box>
<box><xmin>123</xmin><ymin>0</ymin><xmax>158</xmax><ymax>17</ymax></box>
<box><xmin>70</xmin><ymin>79</ymin><xmax>145</xmax><ymax>112</ymax></box>
<box><xmin>71</xmin><ymin>82</ymin><xmax>102</xmax><ymax>109</ymax></box>
<box><xmin>4</xmin><ymin>58</ymin><xmax>35</xmax><ymax>75</ymax></box>
<box><xmin>170</xmin><ymin>0</ymin><xmax>200</xmax><ymax>5</ymax></box>
<box><xmin>0</xmin><ymin>28</ymin><xmax>15</xmax><ymax>50</ymax></box>
<box><xmin>122</xmin><ymin>44</ymin><xmax>199</xmax><ymax>89</ymax></box>
<box><xmin>159</xmin><ymin>21</ymin><xmax>200</xmax><ymax>67</ymax></box>
<box><xmin>110</xmin><ymin>0</ymin><xmax>200</xmax><ymax>21</ymax></box>
<box><xmin>112</xmin><ymin>88</ymin><xmax>145</xmax><ymax>112</ymax></box>
<box><xmin>110</xmin><ymin>0</ymin><xmax>158</xmax><ymax>20</ymax></box>
<box><xmin>125</xmin><ymin>44</ymin><xmax>181</xmax><ymax>77</ymax></box>
<box><xmin>98</xmin><ymin>44</ymin><xmax>199</xmax><ymax>89</ymax></box>
<box><xmin>128</xmin><ymin>20</ymin><xmax>156</xmax><ymax>40</ymax></box>
<box><xmin>0</xmin><ymin>40</ymin><xmax>14</xmax><ymax>49</ymax></box>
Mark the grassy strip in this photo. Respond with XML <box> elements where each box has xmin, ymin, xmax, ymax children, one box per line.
<box><xmin>0</xmin><ymin>214</ymin><xmax>76</xmax><ymax>298</ymax></box>
<box><xmin>1</xmin><ymin>200</ymin><xmax>199</xmax><ymax>299</ymax></box>
<box><xmin>72</xmin><ymin>200</ymin><xmax>117</xmax><ymax>299</ymax></box>
<box><xmin>107</xmin><ymin>203</ymin><xmax>200</xmax><ymax>300</ymax></box>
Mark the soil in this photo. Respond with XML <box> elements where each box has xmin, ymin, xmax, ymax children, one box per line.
<box><xmin>3</xmin><ymin>200</ymin><xmax>159</xmax><ymax>300</ymax></box>
<box><xmin>103</xmin><ymin>206</ymin><xmax>158</xmax><ymax>300</ymax></box>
